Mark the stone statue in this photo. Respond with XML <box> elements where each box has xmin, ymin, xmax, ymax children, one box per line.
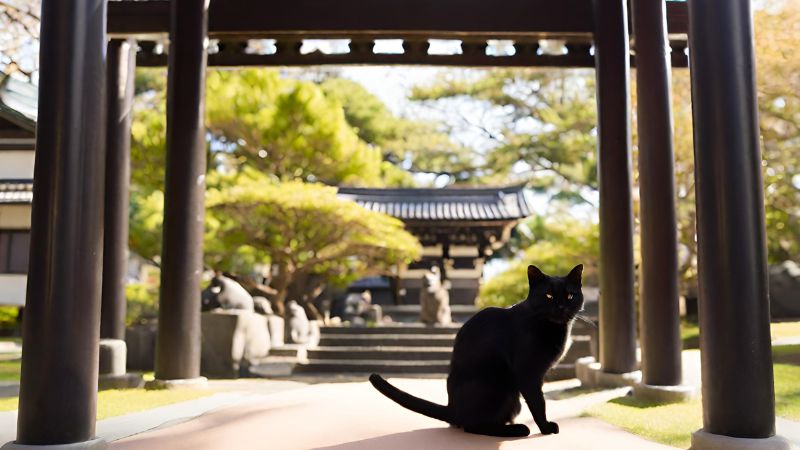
<box><xmin>201</xmin><ymin>273</ymin><xmax>254</xmax><ymax>312</ymax></box>
<box><xmin>253</xmin><ymin>296</ymin><xmax>274</xmax><ymax>315</ymax></box>
<box><xmin>419</xmin><ymin>266</ymin><xmax>452</xmax><ymax>326</ymax></box>
<box><xmin>344</xmin><ymin>290</ymin><xmax>383</xmax><ymax>325</ymax></box>
<box><xmin>286</xmin><ymin>300</ymin><xmax>311</xmax><ymax>344</ymax></box>
<box><xmin>253</xmin><ymin>296</ymin><xmax>285</xmax><ymax>348</ymax></box>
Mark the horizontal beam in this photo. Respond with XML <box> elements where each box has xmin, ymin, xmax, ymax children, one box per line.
<box><xmin>108</xmin><ymin>0</ymin><xmax>688</xmax><ymax>37</ymax></box>
<box><xmin>135</xmin><ymin>38</ymin><xmax>688</xmax><ymax>68</ymax></box>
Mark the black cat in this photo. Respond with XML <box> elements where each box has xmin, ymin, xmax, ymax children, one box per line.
<box><xmin>370</xmin><ymin>264</ymin><xmax>584</xmax><ymax>438</ymax></box>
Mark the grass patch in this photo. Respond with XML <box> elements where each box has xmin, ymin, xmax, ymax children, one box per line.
<box><xmin>775</xmin><ymin>363</ymin><xmax>800</xmax><ymax>420</ymax></box>
<box><xmin>95</xmin><ymin>388</ymin><xmax>212</xmax><ymax>420</ymax></box>
<box><xmin>681</xmin><ymin>321</ymin><xmax>700</xmax><ymax>349</ymax></box>
<box><xmin>680</xmin><ymin>321</ymin><xmax>800</xmax><ymax>350</ymax></box>
<box><xmin>0</xmin><ymin>388</ymin><xmax>212</xmax><ymax>419</ymax></box>
<box><xmin>588</xmin><ymin>351</ymin><xmax>800</xmax><ymax>447</ymax></box>
<box><xmin>0</xmin><ymin>396</ymin><xmax>17</xmax><ymax>411</ymax></box>
<box><xmin>0</xmin><ymin>359</ymin><xmax>20</xmax><ymax>382</ymax></box>
<box><xmin>586</xmin><ymin>396</ymin><xmax>702</xmax><ymax>449</ymax></box>
<box><xmin>773</xmin><ymin>344</ymin><xmax>800</xmax><ymax>365</ymax></box>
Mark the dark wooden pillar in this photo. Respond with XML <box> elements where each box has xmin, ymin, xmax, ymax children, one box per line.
<box><xmin>14</xmin><ymin>0</ymin><xmax>107</xmax><ymax>445</ymax></box>
<box><xmin>592</xmin><ymin>0</ymin><xmax>638</xmax><ymax>374</ymax></box>
<box><xmin>101</xmin><ymin>39</ymin><xmax>136</xmax><ymax>342</ymax></box>
<box><xmin>631</xmin><ymin>0</ymin><xmax>682</xmax><ymax>386</ymax></box>
<box><xmin>688</xmin><ymin>0</ymin><xmax>775</xmax><ymax>439</ymax></box>
<box><xmin>155</xmin><ymin>0</ymin><xmax>209</xmax><ymax>381</ymax></box>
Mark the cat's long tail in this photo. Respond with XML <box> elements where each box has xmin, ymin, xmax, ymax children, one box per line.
<box><xmin>369</xmin><ymin>374</ymin><xmax>451</xmax><ymax>423</ymax></box>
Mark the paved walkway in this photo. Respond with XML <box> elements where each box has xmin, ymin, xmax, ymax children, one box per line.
<box><xmin>111</xmin><ymin>378</ymin><xmax>674</xmax><ymax>450</ymax></box>
<box><xmin>3</xmin><ymin>343</ymin><xmax>800</xmax><ymax>448</ymax></box>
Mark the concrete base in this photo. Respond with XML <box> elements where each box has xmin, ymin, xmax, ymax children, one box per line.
<box><xmin>125</xmin><ymin>324</ymin><xmax>156</xmax><ymax>372</ymax></box>
<box><xmin>576</xmin><ymin>356</ymin><xmax>641</xmax><ymax>388</ymax></box>
<box><xmin>2</xmin><ymin>437</ymin><xmax>108</xmax><ymax>449</ymax></box>
<box><xmin>144</xmin><ymin>376</ymin><xmax>208</xmax><ymax>391</ymax></box>
<box><xmin>575</xmin><ymin>356</ymin><xmax>602</xmax><ymax>386</ymax></box>
<box><xmin>98</xmin><ymin>372</ymin><xmax>143</xmax><ymax>390</ymax></box>
<box><xmin>691</xmin><ymin>429</ymin><xmax>795</xmax><ymax>450</ymax></box>
<box><xmin>98</xmin><ymin>339</ymin><xmax>126</xmax><ymax>375</ymax></box>
<box><xmin>633</xmin><ymin>382</ymin><xmax>696</xmax><ymax>404</ymax></box>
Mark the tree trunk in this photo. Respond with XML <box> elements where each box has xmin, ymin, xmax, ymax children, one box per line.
<box><xmin>287</xmin><ymin>271</ymin><xmax>324</xmax><ymax>320</ymax></box>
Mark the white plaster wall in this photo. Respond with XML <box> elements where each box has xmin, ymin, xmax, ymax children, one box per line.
<box><xmin>0</xmin><ymin>151</ymin><xmax>35</xmax><ymax>179</ymax></box>
<box><xmin>0</xmin><ymin>205</ymin><xmax>31</xmax><ymax>229</ymax></box>
<box><xmin>0</xmin><ymin>274</ymin><xmax>27</xmax><ymax>306</ymax></box>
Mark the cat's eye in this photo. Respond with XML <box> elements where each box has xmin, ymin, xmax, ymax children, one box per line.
<box><xmin>546</xmin><ymin>293</ymin><xmax>553</xmax><ymax>300</ymax></box>
<box><xmin>567</xmin><ymin>293</ymin><xmax>573</xmax><ymax>300</ymax></box>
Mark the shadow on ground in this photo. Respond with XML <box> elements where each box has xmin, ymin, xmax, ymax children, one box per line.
<box><xmin>312</xmin><ymin>426</ymin><xmax>535</xmax><ymax>450</ymax></box>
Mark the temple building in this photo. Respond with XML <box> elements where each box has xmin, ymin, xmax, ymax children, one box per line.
<box><xmin>338</xmin><ymin>186</ymin><xmax>532</xmax><ymax>306</ymax></box>
<box><xmin>0</xmin><ymin>75</ymin><xmax>36</xmax><ymax>308</ymax></box>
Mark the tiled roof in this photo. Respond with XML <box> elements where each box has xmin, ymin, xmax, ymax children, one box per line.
<box><xmin>0</xmin><ymin>180</ymin><xmax>33</xmax><ymax>204</ymax></box>
<box><xmin>0</xmin><ymin>75</ymin><xmax>37</xmax><ymax>131</ymax></box>
<box><xmin>337</xmin><ymin>185</ymin><xmax>531</xmax><ymax>221</ymax></box>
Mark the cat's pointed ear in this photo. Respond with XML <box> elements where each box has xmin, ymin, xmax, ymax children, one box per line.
<box><xmin>566</xmin><ymin>264</ymin><xmax>583</xmax><ymax>285</ymax></box>
<box><xmin>527</xmin><ymin>265</ymin><xmax>545</xmax><ymax>285</ymax></box>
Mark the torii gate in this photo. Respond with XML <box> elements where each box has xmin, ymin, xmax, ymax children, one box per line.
<box><xmin>7</xmin><ymin>0</ymin><xmax>782</xmax><ymax>449</ymax></box>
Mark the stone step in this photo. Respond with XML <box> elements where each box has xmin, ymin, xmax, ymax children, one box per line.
<box><xmin>290</xmin><ymin>359</ymin><xmax>576</xmax><ymax>380</ymax></box>
<box><xmin>307</xmin><ymin>346</ymin><xmax>453</xmax><ymax>361</ymax></box>
<box><xmin>320</xmin><ymin>325</ymin><xmax>461</xmax><ymax>335</ymax></box>
<box><xmin>293</xmin><ymin>359</ymin><xmax>451</xmax><ymax>374</ymax></box>
<box><xmin>269</xmin><ymin>346</ymin><xmax>306</xmax><ymax>358</ymax></box>
<box><xmin>321</xmin><ymin>321</ymin><xmax>595</xmax><ymax>338</ymax></box>
<box><xmin>318</xmin><ymin>334</ymin><xmax>456</xmax><ymax>347</ymax></box>
<box><xmin>381</xmin><ymin>304</ymin><xmax>478</xmax><ymax>324</ymax></box>
<box><xmin>302</xmin><ymin>338</ymin><xmax>590</xmax><ymax>362</ymax></box>
<box><xmin>381</xmin><ymin>304</ymin><xmax>480</xmax><ymax>314</ymax></box>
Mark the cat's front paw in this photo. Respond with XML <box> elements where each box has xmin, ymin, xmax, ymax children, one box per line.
<box><xmin>539</xmin><ymin>421</ymin><xmax>559</xmax><ymax>435</ymax></box>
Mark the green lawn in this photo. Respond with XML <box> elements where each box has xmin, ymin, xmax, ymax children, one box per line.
<box><xmin>680</xmin><ymin>321</ymin><xmax>800</xmax><ymax>350</ymax></box>
<box><xmin>0</xmin><ymin>359</ymin><xmax>20</xmax><ymax>382</ymax></box>
<box><xmin>586</xmin><ymin>396</ymin><xmax>702</xmax><ymax>448</ymax></box>
<box><xmin>774</xmin><ymin>344</ymin><xmax>800</xmax><ymax>365</ymax></box>
<box><xmin>0</xmin><ymin>388</ymin><xmax>212</xmax><ymax>419</ymax></box>
<box><xmin>681</xmin><ymin>321</ymin><xmax>700</xmax><ymax>349</ymax></box>
<box><xmin>775</xmin><ymin>363</ymin><xmax>800</xmax><ymax>420</ymax></box>
<box><xmin>0</xmin><ymin>358</ymin><xmax>208</xmax><ymax>419</ymax></box>
<box><xmin>587</xmin><ymin>360</ymin><xmax>800</xmax><ymax>448</ymax></box>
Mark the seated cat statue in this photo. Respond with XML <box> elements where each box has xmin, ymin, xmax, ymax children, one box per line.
<box><xmin>253</xmin><ymin>296</ymin><xmax>274</xmax><ymax>315</ymax></box>
<box><xmin>286</xmin><ymin>300</ymin><xmax>311</xmax><ymax>344</ymax></box>
<box><xmin>419</xmin><ymin>266</ymin><xmax>452</xmax><ymax>326</ymax></box>
<box><xmin>201</xmin><ymin>273</ymin><xmax>255</xmax><ymax>312</ymax></box>
<box><xmin>371</xmin><ymin>264</ymin><xmax>584</xmax><ymax>438</ymax></box>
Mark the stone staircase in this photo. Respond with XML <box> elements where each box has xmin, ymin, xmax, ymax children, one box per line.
<box><xmin>380</xmin><ymin>304</ymin><xmax>479</xmax><ymax>324</ymax></box>
<box><xmin>251</xmin><ymin>315</ymin><xmax>597</xmax><ymax>380</ymax></box>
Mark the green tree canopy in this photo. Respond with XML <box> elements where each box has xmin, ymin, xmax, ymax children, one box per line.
<box><xmin>319</xmin><ymin>77</ymin><xmax>479</xmax><ymax>182</ymax></box>
<box><xmin>411</xmin><ymin>69</ymin><xmax>597</xmax><ymax>199</ymax></box>
<box><xmin>754</xmin><ymin>1</ymin><xmax>800</xmax><ymax>263</ymax></box>
<box><xmin>128</xmin><ymin>168</ymin><xmax>421</xmax><ymax>317</ymax></box>
<box><xmin>481</xmin><ymin>1</ymin><xmax>800</xmax><ymax>303</ymax></box>
<box><xmin>207</xmin><ymin>170</ymin><xmax>421</xmax><ymax>315</ymax></box>
<box><xmin>130</xmin><ymin>69</ymin><xmax>423</xmax><ymax>193</ymax></box>
<box><xmin>205</xmin><ymin>70</ymin><xmax>391</xmax><ymax>187</ymax></box>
